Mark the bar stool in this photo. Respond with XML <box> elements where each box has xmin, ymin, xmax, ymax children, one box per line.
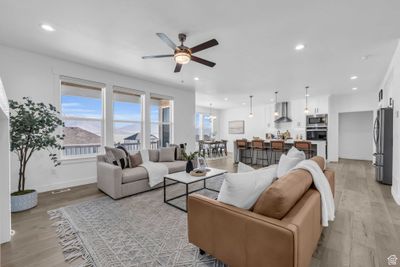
<box><xmin>251</xmin><ymin>139</ymin><xmax>269</xmax><ymax>166</ymax></box>
<box><xmin>270</xmin><ymin>140</ymin><xmax>285</xmax><ymax>164</ymax></box>
<box><xmin>294</xmin><ymin>141</ymin><xmax>314</xmax><ymax>159</ymax></box>
<box><xmin>220</xmin><ymin>140</ymin><xmax>228</xmax><ymax>156</ymax></box>
<box><xmin>236</xmin><ymin>139</ymin><xmax>251</xmax><ymax>164</ymax></box>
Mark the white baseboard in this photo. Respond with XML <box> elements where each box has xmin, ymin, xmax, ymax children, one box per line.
<box><xmin>392</xmin><ymin>185</ymin><xmax>400</xmax><ymax>205</ymax></box>
<box><xmin>35</xmin><ymin>176</ymin><xmax>97</xmax><ymax>193</ymax></box>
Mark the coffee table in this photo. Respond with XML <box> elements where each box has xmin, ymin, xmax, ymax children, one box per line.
<box><xmin>163</xmin><ymin>168</ymin><xmax>227</xmax><ymax>212</ymax></box>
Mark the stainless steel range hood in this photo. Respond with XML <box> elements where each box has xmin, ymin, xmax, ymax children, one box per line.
<box><xmin>274</xmin><ymin>102</ymin><xmax>292</xmax><ymax>123</ymax></box>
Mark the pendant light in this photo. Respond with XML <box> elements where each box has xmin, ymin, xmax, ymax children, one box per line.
<box><xmin>248</xmin><ymin>95</ymin><xmax>254</xmax><ymax>118</ymax></box>
<box><xmin>209</xmin><ymin>103</ymin><xmax>216</xmax><ymax>121</ymax></box>
<box><xmin>304</xmin><ymin>86</ymin><xmax>310</xmax><ymax>114</ymax></box>
<box><xmin>274</xmin><ymin>91</ymin><xmax>279</xmax><ymax>116</ymax></box>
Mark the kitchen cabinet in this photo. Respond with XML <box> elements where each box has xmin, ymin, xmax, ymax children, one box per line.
<box><xmin>308</xmin><ymin>95</ymin><xmax>329</xmax><ymax>115</ymax></box>
<box><xmin>290</xmin><ymin>99</ymin><xmax>306</xmax><ymax>128</ymax></box>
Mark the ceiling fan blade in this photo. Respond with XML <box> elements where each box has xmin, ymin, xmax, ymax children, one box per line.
<box><xmin>142</xmin><ymin>54</ymin><xmax>173</xmax><ymax>59</ymax></box>
<box><xmin>174</xmin><ymin>64</ymin><xmax>182</xmax><ymax>73</ymax></box>
<box><xmin>190</xmin><ymin>39</ymin><xmax>218</xmax><ymax>53</ymax></box>
<box><xmin>156</xmin><ymin>33</ymin><xmax>177</xmax><ymax>50</ymax></box>
<box><xmin>191</xmin><ymin>56</ymin><xmax>216</xmax><ymax>67</ymax></box>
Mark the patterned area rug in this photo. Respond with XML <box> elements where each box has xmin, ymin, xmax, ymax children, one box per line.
<box><xmin>49</xmin><ymin>177</ymin><xmax>225</xmax><ymax>267</ymax></box>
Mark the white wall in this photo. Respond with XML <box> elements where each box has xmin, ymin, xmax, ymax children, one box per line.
<box><xmin>339</xmin><ymin>111</ymin><xmax>373</xmax><ymax>160</ymax></box>
<box><xmin>379</xmin><ymin>41</ymin><xmax>400</xmax><ymax>205</ymax></box>
<box><xmin>0</xmin><ymin>78</ymin><xmax>11</xmax><ymax>244</ymax></box>
<box><xmin>328</xmin><ymin>91</ymin><xmax>377</xmax><ymax>162</ymax></box>
<box><xmin>0</xmin><ymin>45</ymin><xmax>196</xmax><ymax>193</ymax></box>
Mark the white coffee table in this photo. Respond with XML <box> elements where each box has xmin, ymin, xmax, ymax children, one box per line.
<box><xmin>163</xmin><ymin>168</ymin><xmax>227</xmax><ymax>212</ymax></box>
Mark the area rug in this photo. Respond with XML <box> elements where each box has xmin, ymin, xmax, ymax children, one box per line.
<box><xmin>48</xmin><ymin>177</ymin><xmax>225</xmax><ymax>267</ymax></box>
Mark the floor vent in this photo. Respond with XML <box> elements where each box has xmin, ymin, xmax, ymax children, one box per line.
<box><xmin>51</xmin><ymin>188</ymin><xmax>71</xmax><ymax>195</ymax></box>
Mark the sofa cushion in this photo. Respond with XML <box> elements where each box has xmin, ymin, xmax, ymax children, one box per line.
<box><xmin>130</xmin><ymin>152</ymin><xmax>143</xmax><ymax>167</ymax></box>
<box><xmin>159</xmin><ymin>147</ymin><xmax>175</xmax><ymax>162</ymax></box>
<box><xmin>149</xmin><ymin>149</ymin><xmax>159</xmax><ymax>162</ymax></box>
<box><xmin>122</xmin><ymin>166</ymin><xmax>148</xmax><ymax>184</ymax></box>
<box><xmin>253</xmin><ymin>169</ymin><xmax>313</xmax><ymax>219</ymax></box>
<box><xmin>162</xmin><ymin>161</ymin><xmax>186</xmax><ymax>173</ymax></box>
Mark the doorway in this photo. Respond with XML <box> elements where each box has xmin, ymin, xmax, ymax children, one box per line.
<box><xmin>339</xmin><ymin>111</ymin><xmax>374</xmax><ymax>161</ymax></box>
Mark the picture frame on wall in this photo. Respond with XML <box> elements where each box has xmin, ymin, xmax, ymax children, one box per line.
<box><xmin>228</xmin><ymin>120</ymin><xmax>245</xmax><ymax>134</ymax></box>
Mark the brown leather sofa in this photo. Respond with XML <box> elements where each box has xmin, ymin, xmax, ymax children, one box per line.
<box><xmin>188</xmin><ymin>156</ymin><xmax>334</xmax><ymax>267</ymax></box>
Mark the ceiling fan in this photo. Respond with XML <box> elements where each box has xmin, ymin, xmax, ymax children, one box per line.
<box><xmin>142</xmin><ymin>33</ymin><xmax>218</xmax><ymax>73</ymax></box>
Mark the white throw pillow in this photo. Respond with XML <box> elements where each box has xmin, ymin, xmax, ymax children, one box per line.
<box><xmin>217</xmin><ymin>165</ymin><xmax>277</xmax><ymax>209</ymax></box>
<box><xmin>237</xmin><ymin>162</ymin><xmax>255</xmax><ymax>173</ymax></box>
<box><xmin>277</xmin><ymin>154</ymin><xmax>303</xmax><ymax>177</ymax></box>
<box><xmin>140</xmin><ymin>149</ymin><xmax>149</xmax><ymax>163</ymax></box>
<box><xmin>287</xmin><ymin>146</ymin><xmax>306</xmax><ymax>160</ymax></box>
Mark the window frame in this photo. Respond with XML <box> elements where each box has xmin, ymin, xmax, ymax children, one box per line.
<box><xmin>59</xmin><ymin>77</ymin><xmax>106</xmax><ymax>159</ymax></box>
<box><xmin>195</xmin><ymin>111</ymin><xmax>215</xmax><ymax>141</ymax></box>
<box><xmin>112</xmin><ymin>86</ymin><xmax>145</xmax><ymax>152</ymax></box>
<box><xmin>150</xmin><ymin>95</ymin><xmax>174</xmax><ymax>148</ymax></box>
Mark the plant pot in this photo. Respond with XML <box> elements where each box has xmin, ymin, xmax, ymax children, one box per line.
<box><xmin>11</xmin><ymin>190</ymin><xmax>38</xmax><ymax>212</ymax></box>
<box><xmin>186</xmin><ymin>160</ymin><xmax>194</xmax><ymax>173</ymax></box>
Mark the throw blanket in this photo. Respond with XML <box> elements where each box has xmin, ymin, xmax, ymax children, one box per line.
<box><xmin>140</xmin><ymin>161</ymin><xmax>169</xmax><ymax>187</ymax></box>
<box><xmin>293</xmin><ymin>160</ymin><xmax>335</xmax><ymax>227</ymax></box>
<box><xmin>139</xmin><ymin>149</ymin><xmax>169</xmax><ymax>187</ymax></box>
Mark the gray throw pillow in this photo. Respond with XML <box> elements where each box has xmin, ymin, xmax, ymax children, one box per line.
<box><xmin>159</xmin><ymin>147</ymin><xmax>176</xmax><ymax>162</ymax></box>
<box><xmin>130</xmin><ymin>152</ymin><xmax>143</xmax><ymax>167</ymax></box>
<box><xmin>148</xmin><ymin>149</ymin><xmax>159</xmax><ymax>162</ymax></box>
<box><xmin>169</xmin><ymin>144</ymin><xmax>183</xmax><ymax>160</ymax></box>
<box><xmin>104</xmin><ymin>146</ymin><xmax>131</xmax><ymax>169</ymax></box>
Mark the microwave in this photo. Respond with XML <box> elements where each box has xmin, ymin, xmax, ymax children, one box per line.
<box><xmin>306</xmin><ymin>114</ymin><xmax>328</xmax><ymax>128</ymax></box>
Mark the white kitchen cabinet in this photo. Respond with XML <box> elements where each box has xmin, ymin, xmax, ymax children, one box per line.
<box><xmin>290</xmin><ymin>99</ymin><xmax>306</xmax><ymax>128</ymax></box>
<box><xmin>308</xmin><ymin>95</ymin><xmax>329</xmax><ymax>115</ymax></box>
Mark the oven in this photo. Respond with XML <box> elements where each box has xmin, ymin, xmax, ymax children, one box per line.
<box><xmin>306</xmin><ymin>114</ymin><xmax>328</xmax><ymax>128</ymax></box>
<box><xmin>306</xmin><ymin>129</ymin><xmax>327</xmax><ymax>140</ymax></box>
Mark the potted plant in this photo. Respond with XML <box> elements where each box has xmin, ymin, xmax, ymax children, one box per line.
<box><xmin>182</xmin><ymin>150</ymin><xmax>198</xmax><ymax>173</ymax></box>
<box><xmin>9</xmin><ymin>97</ymin><xmax>64</xmax><ymax>212</ymax></box>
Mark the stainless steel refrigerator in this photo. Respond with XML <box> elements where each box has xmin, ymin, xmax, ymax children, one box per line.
<box><xmin>373</xmin><ymin>107</ymin><xmax>393</xmax><ymax>185</ymax></box>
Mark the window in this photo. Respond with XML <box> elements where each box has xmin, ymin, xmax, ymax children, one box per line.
<box><xmin>195</xmin><ymin>112</ymin><xmax>216</xmax><ymax>141</ymax></box>
<box><xmin>150</xmin><ymin>96</ymin><xmax>173</xmax><ymax>148</ymax></box>
<box><xmin>61</xmin><ymin>78</ymin><xmax>104</xmax><ymax>157</ymax></box>
<box><xmin>113</xmin><ymin>88</ymin><xmax>143</xmax><ymax>152</ymax></box>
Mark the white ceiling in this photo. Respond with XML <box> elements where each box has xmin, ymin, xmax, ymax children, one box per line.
<box><xmin>0</xmin><ymin>0</ymin><xmax>399</xmax><ymax>109</ymax></box>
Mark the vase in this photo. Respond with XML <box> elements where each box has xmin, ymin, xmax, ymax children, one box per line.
<box><xmin>11</xmin><ymin>190</ymin><xmax>38</xmax><ymax>212</ymax></box>
<box><xmin>186</xmin><ymin>160</ymin><xmax>194</xmax><ymax>173</ymax></box>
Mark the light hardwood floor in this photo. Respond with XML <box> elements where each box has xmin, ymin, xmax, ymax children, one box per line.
<box><xmin>1</xmin><ymin>158</ymin><xmax>400</xmax><ymax>267</ymax></box>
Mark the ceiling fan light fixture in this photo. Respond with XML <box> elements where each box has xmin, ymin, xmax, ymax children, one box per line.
<box><xmin>174</xmin><ymin>52</ymin><xmax>191</xmax><ymax>64</ymax></box>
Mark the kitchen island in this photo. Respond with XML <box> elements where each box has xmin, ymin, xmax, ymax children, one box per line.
<box><xmin>233</xmin><ymin>139</ymin><xmax>327</xmax><ymax>164</ymax></box>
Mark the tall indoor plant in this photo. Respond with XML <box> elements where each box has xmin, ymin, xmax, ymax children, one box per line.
<box><xmin>9</xmin><ymin>97</ymin><xmax>64</xmax><ymax>212</ymax></box>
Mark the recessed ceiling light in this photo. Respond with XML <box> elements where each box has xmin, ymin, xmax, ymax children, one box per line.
<box><xmin>295</xmin><ymin>44</ymin><xmax>305</xmax><ymax>51</ymax></box>
<box><xmin>270</xmin><ymin>98</ymin><xmax>274</xmax><ymax>102</ymax></box>
<box><xmin>224</xmin><ymin>97</ymin><xmax>228</xmax><ymax>101</ymax></box>
<box><xmin>305</xmin><ymin>94</ymin><xmax>310</xmax><ymax>97</ymax></box>
<box><xmin>40</xmin><ymin>24</ymin><xmax>55</xmax><ymax>32</ymax></box>
<box><xmin>350</xmin><ymin>75</ymin><xmax>358</xmax><ymax>80</ymax></box>
<box><xmin>194</xmin><ymin>77</ymin><xmax>199</xmax><ymax>81</ymax></box>
<box><xmin>361</xmin><ymin>55</ymin><xmax>370</xmax><ymax>61</ymax></box>
<box><xmin>352</xmin><ymin>87</ymin><xmax>358</xmax><ymax>91</ymax></box>
<box><xmin>242</xmin><ymin>102</ymin><xmax>246</xmax><ymax>105</ymax></box>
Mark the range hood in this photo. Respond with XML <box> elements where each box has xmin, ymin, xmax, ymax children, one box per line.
<box><xmin>274</xmin><ymin>102</ymin><xmax>292</xmax><ymax>123</ymax></box>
